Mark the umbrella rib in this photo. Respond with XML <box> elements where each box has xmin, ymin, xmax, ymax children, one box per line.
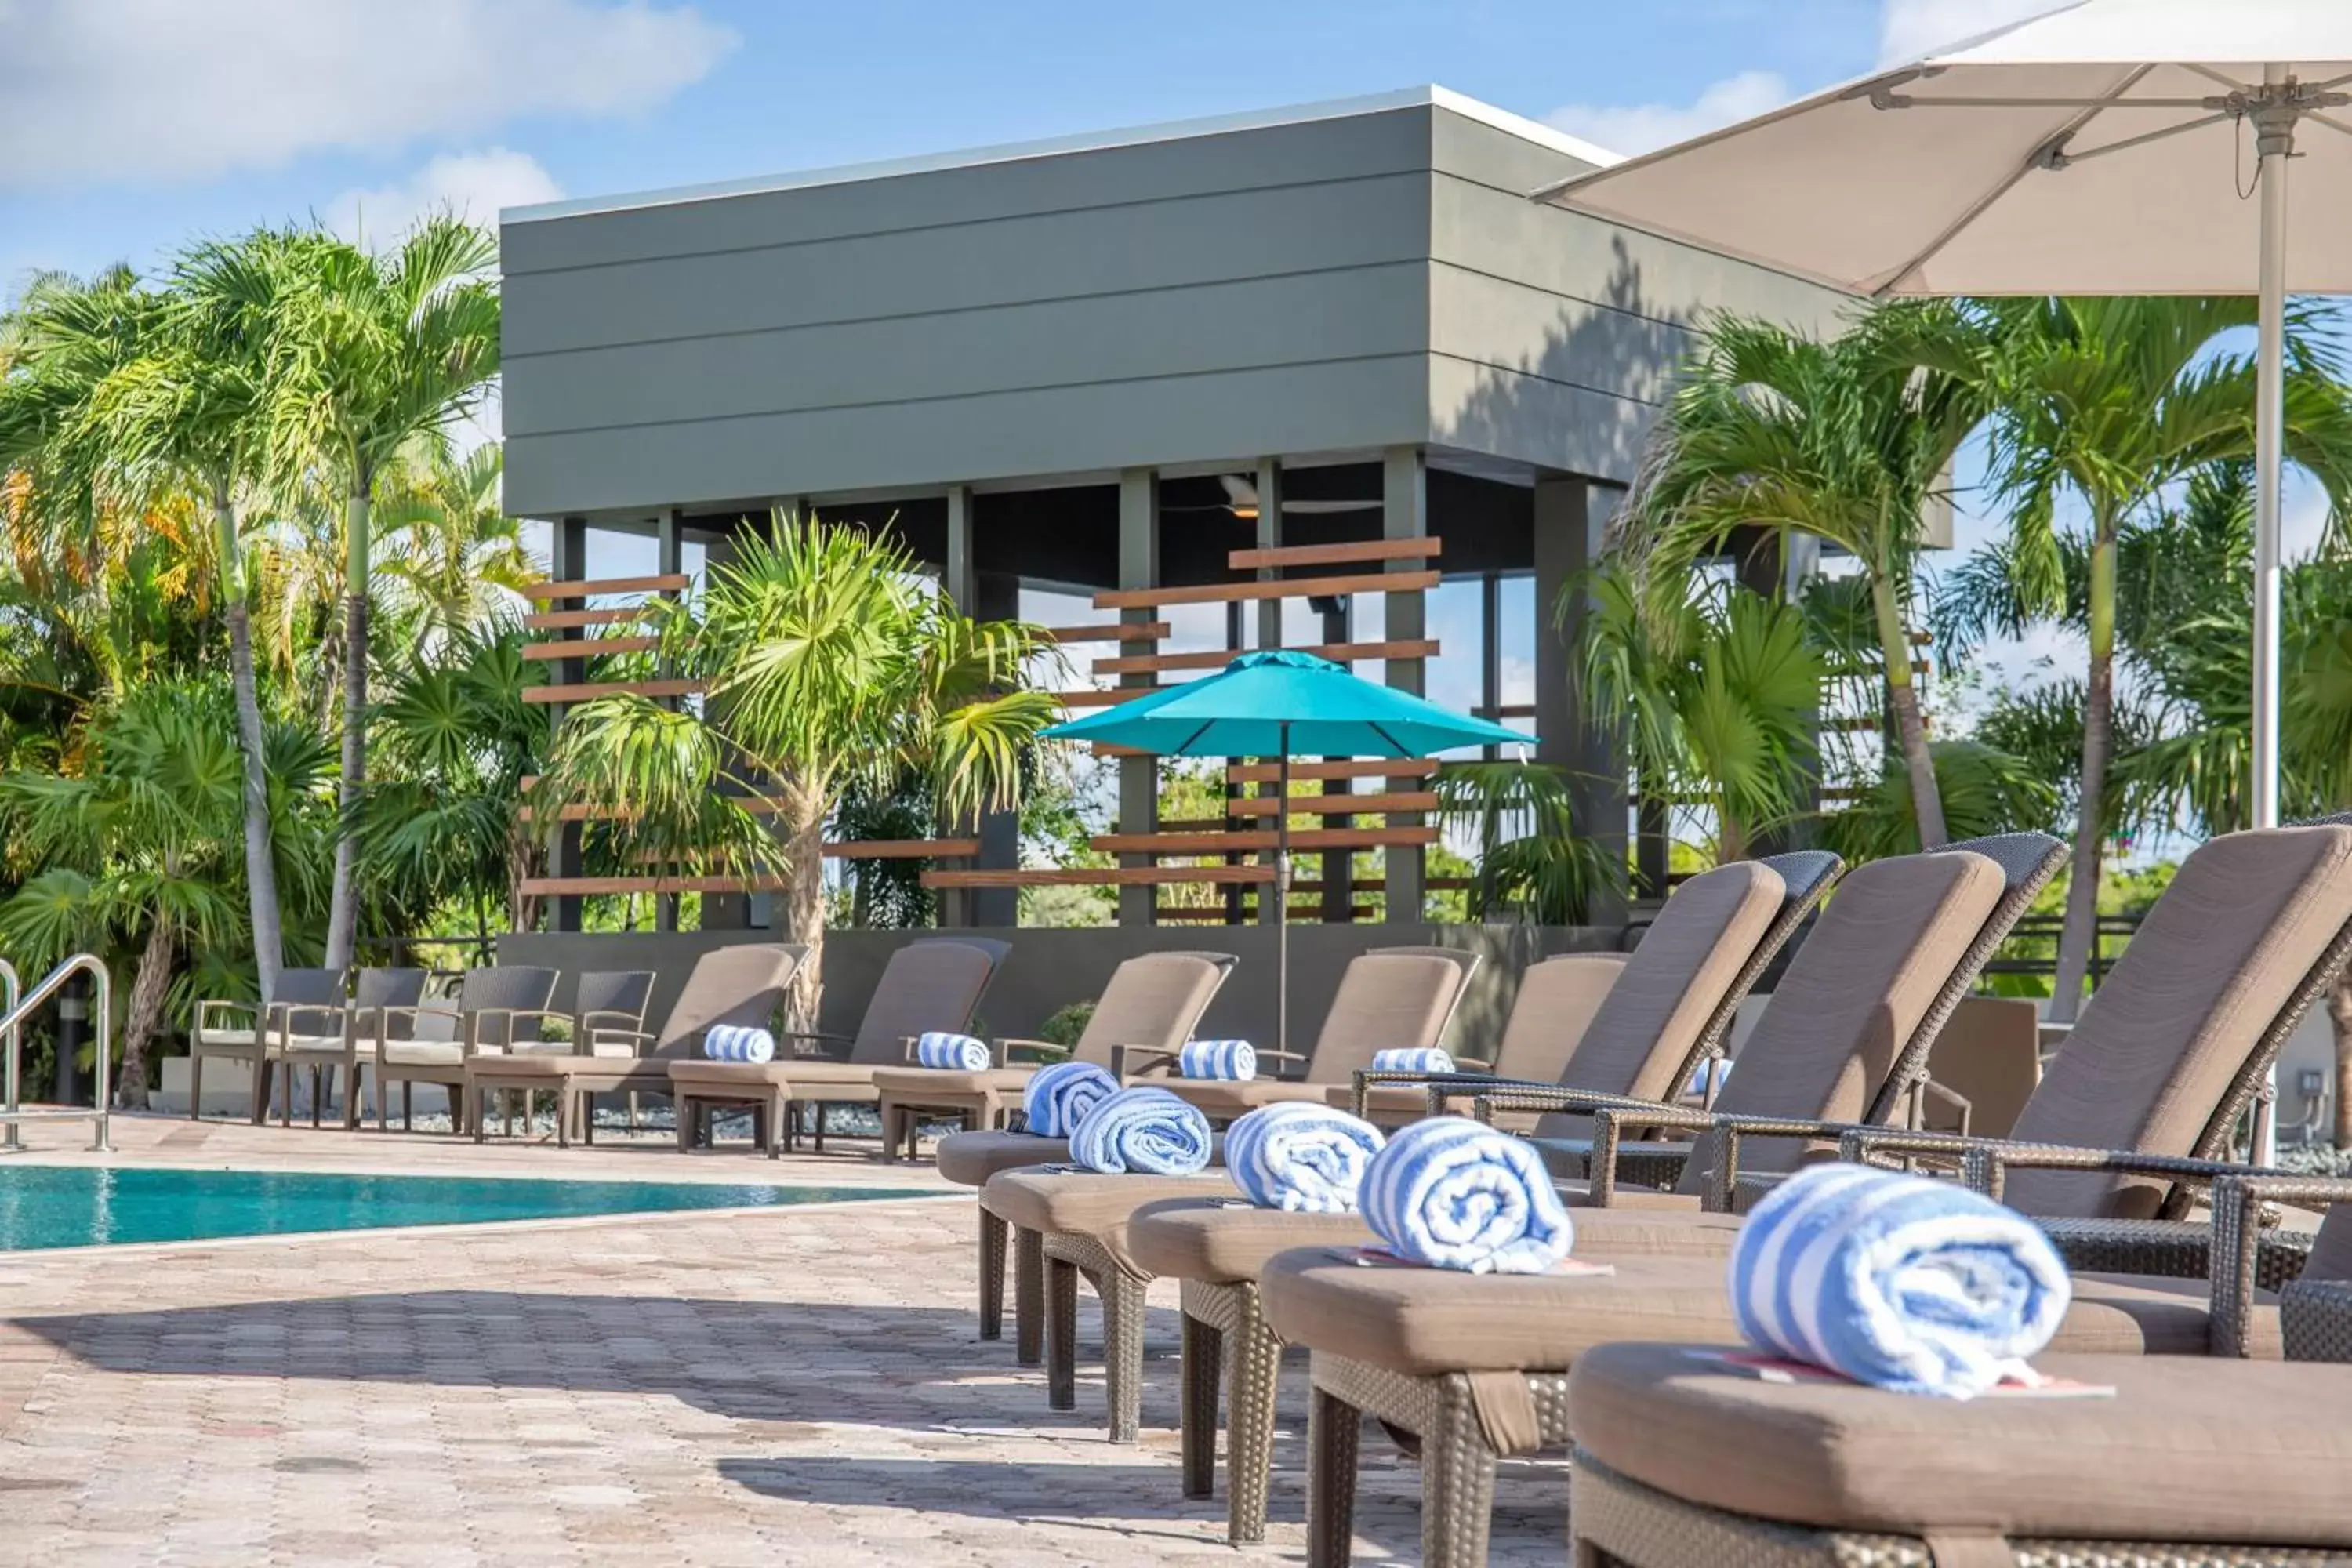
<box><xmin>1871</xmin><ymin>64</ymin><xmax>2153</xmax><ymax>298</ymax></box>
<box><xmin>1170</xmin><ymin>719</ymin><xmax>1216</xmax><ymax>756</ymax></box>
<box><xmin>1368</xmin><ymin>721</ymin><xmax>1414</xmax><ymax>760</ymax></box>
<box><xmin>2058</xmin><ymin>110</ymin><xmax>2238</xmax><ymax>166</ymax></box>
<box><xmin>2307</xmin><ymin>111</ymin><xmax>2352</xmax><ymax>140</ymax></box>
<box><xmin>2183</xmin><ymin>63</ymin><xmax>2259</xmax><ymax>96</ymax></box>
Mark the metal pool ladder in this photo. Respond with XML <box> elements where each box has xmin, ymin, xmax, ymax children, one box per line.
<box><xmin>0</xmin><ymin>953</ymin><xmax>113</xmax><ymax>1152</ymax></box>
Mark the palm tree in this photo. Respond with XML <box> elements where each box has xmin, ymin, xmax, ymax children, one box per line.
<box><xmin>247</xmin><ymin>217</ymin><xmax>500</xmax><ymax>971</ymax></box>
<box><xmin>535</xmin><ymin>514</ymin><xmax>1057</xmax><ymax>1029</ymax></box>
<box><xmin>1973</xmin><ymin>299</ymin><xmax>2352</xmax><ymax>1020</ymax></box>
<box><xmin>1432</xmin><ymin>760</ymin><xmax>1619</xmax><ymax>923</ymax></box>
<box><xmin>372</xmin><ymin>441</ymin><xmax>539</xmax><ymax>660</ymax></box>
<box><xmin>1615</xmin><ymin>303</ymin><xmax>2001</xmax><ymax>850</ymax></box>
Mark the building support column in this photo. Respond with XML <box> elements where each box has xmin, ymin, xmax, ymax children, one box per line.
<box><xmin>655</xmin><ymin>509</ymin><xmax>684</xmax><ymax>935</ymax></box>
<box><xmin>1537</xmin><ymin>477</ymin><xmax>1628</xmax><ymax>925</ymax></box>
<box><xmin>1117</xmin><ymin>470</ymin><xmax>1160</xmax><ymax>927</ymax></box>
<box><xmin>1382</xmin><ymin>447</ymin><xmax>1428</xmax><ymax>924</ymax></box>
<box><xmin>943</xmin><ymin>484</ymin><xmax>1023</xmax><ymax>927</ymax></box>
<box><xmin>1253</xmin><ymin>459</ymin><xmax>1287</xmax><ymax>930</ymax></box>
<box><xmin>548</xmin><ymin>516</ymin><xmax>589</xmax><ymax>934</ymax></box>
<box><xmin>701</xmin><ymin>521</ymin><xmax>754</xmax><ymax>931</ymax></box>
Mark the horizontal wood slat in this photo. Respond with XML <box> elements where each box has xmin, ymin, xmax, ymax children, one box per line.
<box><xmin>1225</xmin><ymin>537</ymin><xmax>1441</xmax><ymax>571</ymax></box>
<box><xmin>522</xmin><ymin>574</ymin><xmax>690</xmax><ymax>601</ymax></box>
<box><xmin>520</xmin><ymin>875</ymin><xmax>788</xmax><ymax>896</ymax></box>
<box><xmin>1091</xmin><ymin>638</ymin><xmax>1439</xmax><ymax>677</ymax></box>
<box><xmin>1225</xmin><ymin>759</ymin><xmax>1439</xmax><ymax>783</ymax></box>
<box><xmin>922</xmin><ymin>865</ymin><xmax>1276</xmax><ymax>889</ymax></box>
<box><xmin>521</xmin><ymin>636</ymin><xmax>661</xmax><ymax>661</ymax></box>
<box><xmin>1053</xmin><ymin>687</ymin><xmax>1149</xmax><ymax>708</ymax></box>
<box><xmin>520</xmin><ymin>678</ymin><xmax>705</xmax><ymax>706</ymax></box>
<box><xmin>1225</xmin><ymin>791</ymin><xmax>1439</xmax><ymax>818</ymax></box>
<box><xmin>1091</xmin><ymin>826</ymin><xmax>1439</xmax><ymax>855</ymax></box>
<box><xmin>828</xmin><ymin>839</ymin><xmax>981</xmax><ymax>860</ymax></box>
<box><xmin>522</xmin><ymin>607</ymin><xmax>649</xmax><ymax>630</ymax></box>
<box><xmin>1037</xmin><ymin>621</ymin><xmax>1171</xmax><ymax>644</ymax></box>
<box><xmin>1091</xmin><ymin>570</ymin><xmax>1439</xmax><ymax>612</ymax></box>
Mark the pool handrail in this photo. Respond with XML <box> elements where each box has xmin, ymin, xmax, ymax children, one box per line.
<box><xmin>0</xmin><ymin>953</ymin><xmax>111</xmax><ymax>1152</ymax></box>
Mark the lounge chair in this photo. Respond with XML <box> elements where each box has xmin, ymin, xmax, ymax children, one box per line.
<box><xmin>463</xmin><ymin>945</ymin><xmax>807</xmax><ymax>1149</ymax></box>
<box><xmin>370</xmin><ymin>967</ymin><xmax>559</xmax><ymax>1134</ymax></box>
<box><xmin>666</xmin><ymin>937</ymin><xmax>1008</xmax><ymax>1156</ymax></box>
<box><xmin>872</xmin><ymin>949</ymin><xmax>1237</xmax><ymax>1161</ymax></box>
<box><xmin>268</xmin><ymin>967</ymin><xmax>432</xmax><ymax>1129</ymax></box>
<box><xmin>473</xmin><ymin>969</ymin><xmax>657</xmax><ymax>1136</ymax></box>
<box><xmin>1258</xmin><ymin>822</ymin><xmax>2352</xmax><ymax>1568</ymax></box>
<box><xmin>187</xmin><ymin>967</ymin><xmax>346</xmax><ymax>1123</ymax></box>
<box><xmin>1566</xmin><ymin>1172</ymin><xmax>2352</xmax><ymax>1568</ymax></box>
<box><xmin>978</xmin><ymin>946</ymin><xmax>1479</xmax><ymax>1443</ymax></box>
<box><xmin>1125</xmin><ymin>835</ymin><xmax>2052</xmax><ymax>1544</ymax></box>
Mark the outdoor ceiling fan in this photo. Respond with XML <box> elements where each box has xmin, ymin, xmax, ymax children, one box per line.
<box><xmin>1161</xmin><ymin>474</ymin><xmax>1383</xmax><ymax>520</ymax></box>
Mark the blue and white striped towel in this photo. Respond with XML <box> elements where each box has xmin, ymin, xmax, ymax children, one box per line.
<box><xmin>1370</xmin><ymin>1047</ymin><xmax>1454</xmax><ymax>1074</ymax></box>
<box><xmin>1730</xmin><ymin>1163</ymin><xmax>2073</xmax><ymax>1399</ymax></box>
<box><xmin>1022</xmin><ymin>1062</ymin><xmax>1118</xmax><ymax>1139</ymax></box>
<box><xmin>1179</xmin><ymin>1040</ymin><xmax>1256</xmax><ymax>1080</ymax></box>
<box><xmin>1360</xmin><ymin>1116</ymin><xmax>1572</xmax><ymax>1274</ymax></box>
<box><xmin>1069</xmin><ymin>1086</ymin><xmax>1214</xmax><ymax>1175</ymax></box>
<box><xmin>1686</xmin><ymin>1058</ymin><xmax>1733</xmax><ymax>1098</ymax></box>
<box><xmin>915</xmin><ymin>1032</ymin><xmax>991</xmax><ymax>1071</ymax></box>
<box><xmin>1227</xmin><ymin>1103</ymin><xmax>1385</xmax><ymax>1214</ymax></box>
<box><xmin>702</xmin><ymin>1025</ymin><xmax>775</xmax><ymax>1064</ymax></box>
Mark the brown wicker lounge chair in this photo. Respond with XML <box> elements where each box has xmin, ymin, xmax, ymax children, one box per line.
<box><xmin>469</xmin><ymin>969</ymin><xmax>658</xmax><ymax>1138</ymax></box>
<box><xmin>371</xmin><ymin>967</ymin><xmax>559</xmax><ymax>1134</ymax></box>
<box><xmin>463</xmin><ymin>944</ymin><xmax>806</xmax><ymax>1149</ymax></box>
<box><xmin>894</xmin><ymin>951</ymin><xmax>1238</xmax><ymax>1348</ymax></box>
<box><xmin>978</xmin><ymin>946</ymin><xmax>1478</xmax><ymax>1443</ymax></box>
<box><xmin>872</xmin><ymin>949</ymin><xmax>1237</xmax><ymax>1162</ymax></box>
<box><xmin>1566</xmin><ymin>1173</ymin><xmax>2352</xmax><ymax>1568</ymax></box>
<box><xmin>270</xmin><ymin>967</ymin><xmax>434</xmax><ymax>1128</ymax></box>
<box><xmin>666</xmin><ymin>938</ymin><xmax>1007</xmax><ymax>1156</ymax></box>
<box><xmin>1124</xmin><ymin>836</ymin><xmax>2050</xmax><ymax>1545</ymax></box>
<box><xmin>187</xmin><ymin>967</ymin><xmax>347</xmax><ymax>1124</ymax></box>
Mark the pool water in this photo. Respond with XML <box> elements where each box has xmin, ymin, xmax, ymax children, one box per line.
<box><xmin>0</xmin><ymin>1166</ymin><xmax>912</xmax><ymax>1251</ymax></box>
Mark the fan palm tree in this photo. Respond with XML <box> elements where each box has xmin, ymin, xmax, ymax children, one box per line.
<box><xmin>245</xmin><ymin>216</ymin><xmax>500</xmax><ymax>971</ymax></box>
<box><xmin>1614</xmin><ymin>303</ymin><xmax>2002</xmax><ymax>851</ymax></box>
<box><xmin>535</xmin><ymin>514</ymin><xmax>1057</xmax><ymax>1029</ymax></box>
<box><xmin>372</xmin><ymin>441</ymin><xmax>539</xmax><ymax>660</ymax></box>
<box><xmin>1431</xmin><ymin>760</ymin><xmax>1619</xmax><ymax>924</ymax></box>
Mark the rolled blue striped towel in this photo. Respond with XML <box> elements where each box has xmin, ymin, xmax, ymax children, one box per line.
<box><xmin>1179</xmin><ymin>1039</ymin><xmax>1256</xmax><ymax>1080</ymax></box>
<box><xmin>1370</xmin><ymin>1047</ymin><xmax>1454</xmax><ymax>1074</ymax></box>
<box><xmin>915</xmin><ymin>1031</ymin><xmax>991</xmax><ymax>1071</ymax></box>
<box><xmin>702</xmin><ymin>1025</ymin><xmax>775</xmax><ymax>1064</ymax></box>
<box><xmin>1730</xmin><ymin>1163</ymin><xmax>2074</xmax><ymax>1399</ymax></box>
<box><xmin>1227</xmin><ymin>1103</ymin><xmax>1385</xmax><ymax>1214</ymax></box>
<box><xmin>1686</xmin><ymin>1058</ymin><xmax>1733</xmax><ymax>1098</ymax></box>
<box><xmin>1069</xmin><ymin>1086</ymin><xmax>1214</xmax><ymax>1175</ymax></box>
<box><xmin>1360</xmin><ymin>1116</ymin><xmax>1572</xmax><ymax>1274</ymax></box>
<box><xmin>1022</xmin><ymin>1062</ymin><xmax>1118</xmax><ymax>1138</ymax></box>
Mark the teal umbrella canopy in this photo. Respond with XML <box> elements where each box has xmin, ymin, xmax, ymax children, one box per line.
<box><xmin>1043</xmin><ymin>651</ymin><xmax>1535</xmax><ymax>757</ymax></box>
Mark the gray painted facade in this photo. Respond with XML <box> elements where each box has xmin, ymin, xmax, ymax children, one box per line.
<box><xmin>501</xmin><ymin>87</ymin><xmax>1849</xmax><ymax>521</ymax></box>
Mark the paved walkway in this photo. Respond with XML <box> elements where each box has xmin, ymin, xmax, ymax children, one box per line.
<box><xmin>0</xmin><ymin>1115</ymin><xmax>1569</xmax><ymax>1566</ymax></box>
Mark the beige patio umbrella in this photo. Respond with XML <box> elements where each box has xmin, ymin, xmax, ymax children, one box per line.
<box><xmin>1541</xmin><ymin>0</ymin><xmax>2352</xmax><ymax>833</ymax></box>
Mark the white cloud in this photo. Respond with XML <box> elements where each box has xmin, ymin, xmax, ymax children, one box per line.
<box><xmin>0</xmin><ymin>0</ymin><xmax>735</xmax><ymax>187</ymax></box>
<box><xmin>327</xmin><ymin>148</ymin><xmax>563</xmax><ymax>246</ymax></box>
<box><xmin>1878</xmin><ymin>0</ymin><xmax>2071</xmax><ymax>66</ymax></box>
<box><xmin>1544</xmin><ymin>70</ymin><xmax>1792</xmax><ymax>159</ymax></box>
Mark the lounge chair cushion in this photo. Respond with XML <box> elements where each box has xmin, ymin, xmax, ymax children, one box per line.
<box><xmin>937</xmin><ymin>1129</ymin><xmax>1071</xmax><ymax>1188</ymax></box>
<box><xmin>666</xmin><ymin>1059</ymin><xmax>794</xmax><ymax>1089</ymax></box>
<box><xmin>1256</xmin><ymin>1248</ymin><xmax>2270</xmax><ymax>1380</ymax></box>
<box><xmin>1162</xmin><ymin>1078</ymin><xmax>1338</xmax><ymax>1116</ymax></box>
<box><xmin>1572</xmin><ymin>1341</ymin><xmax>2348</xmax><ymax>1545</ymax></box>
<box><xmin>869</xmin><ymin>1066</ymin><xmax>1036</xmax><ymax>1101</ymax></box>
<box><xmin>982</xmin><ymin>1168</ymin><xmax>1237</xmax><ymax>1275</ymax></box>
<box><xmin>379</xmin><ymin>1042</ymin><xmax>464</xmax><ymax>1068</ymax></box>
<box><xmin>1068</xmin><ymin>951</ymin><xmax>1236</xmax><ymax>1069</ymax></box>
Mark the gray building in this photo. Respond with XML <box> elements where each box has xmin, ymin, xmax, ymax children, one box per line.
<box><xmin>498</xmin><ymin>86</ymin><xmax>1849</xmax><ymax>1029</ymax></box>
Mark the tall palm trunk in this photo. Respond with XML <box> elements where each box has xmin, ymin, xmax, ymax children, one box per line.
<box><xmin>117</xmin><ymin>916</ymin><xmax>174</xmax><ymax>1110</ymax></box>
<box><xmin>324</xmin><ymin>481</ymin><xmax>370</xmax><ymax>971</ymax></box>
<box><xmin>215</xmin><ymin>488</ymin><xmax>282</xmax><ymax>1003</ymax></box>
<box><xmin>780</xmin><ymin>793</ymin><xmax>827</xmax><ymax>1036</ymax></box>
<box><xmin>1872</xmin><ymin>573</ymin><xmax>1946</xmax><ymax>849</ymax></box>
<box><xmin>2049</xmin><ymin>534</ymin><xmax>2118</xmax><ymax>1025</ymax></box>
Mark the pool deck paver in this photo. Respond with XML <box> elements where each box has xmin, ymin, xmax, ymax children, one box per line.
<box><xmin>0</xmin><ymin>1112</ymin><xmax>1570</xmax><ymax>1566</ymax></box>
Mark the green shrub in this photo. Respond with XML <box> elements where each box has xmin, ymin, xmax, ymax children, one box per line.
<box><xmin>1039</xmin><ymin>1000</ymin><xmax>1095</xmax><ymax>1051</ymax></box>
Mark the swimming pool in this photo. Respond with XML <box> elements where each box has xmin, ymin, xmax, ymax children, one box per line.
<box><xmin>0</xmin><ymin>1166</ymin><xmax>915</xmax><ymax>1251</ymax></box>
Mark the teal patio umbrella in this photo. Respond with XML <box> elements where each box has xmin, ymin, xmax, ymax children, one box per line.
<box><xmin>1044</xmin><ymin>651</ymin><xmax>1535</xmax><ymax>1056</ymax></box>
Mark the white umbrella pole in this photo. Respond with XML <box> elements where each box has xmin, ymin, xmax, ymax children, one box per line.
<box><xmin>2252</xmin><ymin>64</ymin><xmax>2292</xmax><ymax>1167</ymax></box>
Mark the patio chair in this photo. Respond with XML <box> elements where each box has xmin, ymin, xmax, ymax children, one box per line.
<box><xmin>187</xmin><ymin>967</ymin><xmax>346</xmax><ymax>1124</ymax></box>
<box><xmin>1123</xmin><ymin>836</ymin><xmax>2048</xmax><ymax>1544</ymax></box>
<box><xmin>472</xmin><ymin>969</ymin><xmax>657</xmax><ymax>1136</ymax></box>
<box><xmin>371</xmin><ymin>967</ymin><xmax>559</xmax><ymax>1135</ymax></box>
<box><xmin>978</xmin><ymin>945</ymin><xmax>1478</xmax><ymax>1443</ymax></box>
<box><xmin>666</xmin><ymin>938</ymin><xmax>1008</xmax><ymax>1156</ymax></box>
<box><xmin>1259</xmin><ymin>822</ymin><xmax>2352</xmax><ymax>1568</ymax></box>
<box><xmin>463</xmin><ymin>945</ymin><xmax>807</xmax><ymax>1149</ymax></box>
<box><xmin>1565</xmin><ymin>1173</ymin><xmax>2352</xmax><ymax>1568</ymax></box>
<box><xmin>270</xmin><ymin>967</ymin><xmax>430</xmax><ymax>1129</ymax></box>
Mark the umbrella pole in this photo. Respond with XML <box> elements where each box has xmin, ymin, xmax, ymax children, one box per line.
<box><xmin>2252</xmin><ymin>62</ymin><xmax>2290</xmax><ymax>837</ymax></box>
<box><xmin>1276</xmin><ymin>731</ymin><xmax>1290</xmax><ymax>1061</ymax></box>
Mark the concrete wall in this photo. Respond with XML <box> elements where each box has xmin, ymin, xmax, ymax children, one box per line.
<box><xmin>499</xmin><ymin>924</ymin><xmax>1625</xmax><ymax>1058</ymax></box>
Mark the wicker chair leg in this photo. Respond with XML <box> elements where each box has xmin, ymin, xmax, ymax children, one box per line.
<box><xmin>1100</xmin><ymin>1268</ymin><xmax>1148</xmax><ymax>1445</ymax></box>
<box><xmin>1014</xmin><ymin>1227</ymin><xmax>1044</xmax><ymax>1367</ymax></box>
<box><xmin>1422</xmin><ymin>1378</ymin><xmax>1500</xmax><ymax>1568</ymax></box>
<box><xmin>470</xmin><ymin>1081</ymin><xmax>488</xmax><ymax>1143</ymax></box>
<box><xmin>188</xmin><ymin>1054</ymin><xmax>205</xmax><ymax>1121</ymax></box>
<box><xmin>1307</xmin><ymin>1385</ymin><xmax>1361</xmax><ymax>1568</ymax></box>
<box><xmin>675</xmin><ymin>1098</ymin><xmax>696</xmax><ymax>1152</ymax></box>
<box><xmin>1225</xmin><ymin>1293</ymin><xmax>1281</xmax><ymax>1545</ymax></box>
<box><xmin>1045</xmin><ymin>1250</ymin><xmax>1078</xmax><ymax>1412</ymax></box>
<box><xmin>310</xmin><ymin>1065</ymin><xmax>323</xmax><ymax>1129</ymax></box>
<box><xmin>977</xmin><ymin>1209</ymin><xmax>1008</xmax><ymax>1341</ymax></box>
<box><xmin>1180</xmin><ymin>1310</ymin><xmax>1222</xmax><ymax>1497</ymax></box>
